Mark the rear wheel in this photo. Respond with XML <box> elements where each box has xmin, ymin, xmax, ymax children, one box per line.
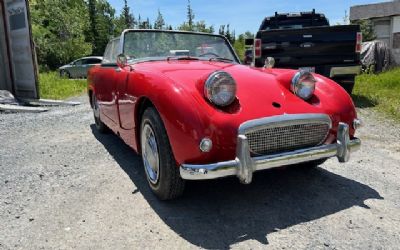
<box><xmin>140</xmin><ymin>107</ymin><xmax>185</xmax><ymax>200</ymax></box>
<box><xmin>92</xmin><ymin>95</ymin><xmax>109</xmax><ymax>133</ymax></box>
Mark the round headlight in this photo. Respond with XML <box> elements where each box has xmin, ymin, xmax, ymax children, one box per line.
<box><xmin>291</xmin><ymin>71</ymin><xmax>316</xmax><ymax>100</ymax></box>
<box><xmin>204</xmin><ymin>71</ymin><xmax>237</xmax><ymax>107</ymax></box>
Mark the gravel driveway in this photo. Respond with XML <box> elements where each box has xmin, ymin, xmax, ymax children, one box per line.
<box><xmin>1</xmin><ymin>95</ymin><xmax>399</xmax><ymax>249</ymax></box>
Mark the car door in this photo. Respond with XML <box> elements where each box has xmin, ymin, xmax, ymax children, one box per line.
<box><xmin>78</xmin><ymin>59</ymin><xmax>89</xmax><ymax>78</ymax></box>
<box><xmin>70</xmin><ymin>59</ymin><xmax>82</xmax><ymax>78</ymax></box>
<box><xmin>95</xmin><ymin>66</ymin><xmax>118</xmax><ymax>123</ymax></box>
<box><xmin>117</xmin><ymin>69</ymin><xmax>139</xmax><ymax>149</ymax></box>
<box><xmin>95</xmin><ymin>38</ymin><xmax>121</xmax><ymax>127</ymax></box>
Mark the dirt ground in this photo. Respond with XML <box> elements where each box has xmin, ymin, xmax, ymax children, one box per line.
<box><xmin>1</xmin><ymin>95</ymin><xmax>399</xmax><ymax>249</ymax></box>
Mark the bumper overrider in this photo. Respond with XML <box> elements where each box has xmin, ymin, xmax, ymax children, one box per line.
<box><xmin>179</xmin><ymin>114</ymin><xmax>361</xmax><ymax>184</ymax></box>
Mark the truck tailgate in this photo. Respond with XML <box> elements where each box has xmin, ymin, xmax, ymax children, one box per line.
<box><xmin>257</xmin><ymin>25</ymin><xmax>360</xmax><ymax>67</ymax></box>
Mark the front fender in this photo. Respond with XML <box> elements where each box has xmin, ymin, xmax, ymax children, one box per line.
<box><xmin>130</xmin><ymin>70</ymin><xmax>213</xmax><ymax>165</ymax></box>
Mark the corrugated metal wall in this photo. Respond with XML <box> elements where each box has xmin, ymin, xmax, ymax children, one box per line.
<box><xmin>0</xmin><ymin>0</ymin><xmax>12</xmax><ymax>93</ymax></box>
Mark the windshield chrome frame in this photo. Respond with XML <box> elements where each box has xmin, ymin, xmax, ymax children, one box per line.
<box><xmin>119</xmin><ymin>29</ymin><xmax>241</xmax><ymax>64</ymax></box>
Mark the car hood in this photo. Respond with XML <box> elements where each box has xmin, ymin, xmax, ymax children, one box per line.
<box><xmin>133</xmin><ymin>60</ymin><xmax>355</xmax><ymax>123</ymax></box>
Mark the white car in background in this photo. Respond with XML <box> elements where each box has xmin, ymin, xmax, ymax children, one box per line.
<box><xmin>58</xmin><ymin>56</ymin><xmax>103</xmax><ymax>79</ymax></box>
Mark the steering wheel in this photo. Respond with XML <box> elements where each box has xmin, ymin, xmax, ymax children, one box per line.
<box><xmin>198</xmin><ymin>52</ymin><xmax>220</xmax><ymax>58</ymax></box>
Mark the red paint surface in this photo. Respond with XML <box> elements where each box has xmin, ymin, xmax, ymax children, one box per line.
<box><xmin>88</xmin><ymin>61</ymin><xmax>357</xmax><ymax>165</ymax></box>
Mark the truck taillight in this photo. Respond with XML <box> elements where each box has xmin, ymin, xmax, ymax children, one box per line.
<box><xmin>255</xmin><ymin>39</ymin><xmax>262</xmax><ymax>58</ymax></box>
<box><xmin>356</xmin><ymin>32</ymin><xmax>362</xmax><ymax>53</ymax></box>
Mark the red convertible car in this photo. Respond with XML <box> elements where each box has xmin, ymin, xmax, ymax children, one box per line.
<box><xmin>88</xmin><ymin>30</ymin><xmax>361</xmax><ymax>200</ymax></box>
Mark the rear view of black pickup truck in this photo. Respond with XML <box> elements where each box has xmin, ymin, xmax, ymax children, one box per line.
<box><xmin>253</xmin><ymin>10</ymin><xmax>362</xmax><ymax>93</ymax></box>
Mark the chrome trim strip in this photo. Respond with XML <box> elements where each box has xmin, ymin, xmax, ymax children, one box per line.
<box><xmin>330</xmin><ymin>66</ymin><xmax>361</xmax><ymax>77</ymax></box>
<box><xmin>180</xmin><ymin>118</ymin><xmax>361</xmax><ymax>183</ymax></box>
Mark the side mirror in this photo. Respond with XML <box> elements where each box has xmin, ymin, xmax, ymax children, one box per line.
<box><xmin>264</xmin><ymin>57</ymin><xmax>275</xmax><ymax>69</ymax></box>
<box><xmin>116</xmin><ymin>54</ymin><xmax>128</xmax><ymax>68</ymax></box>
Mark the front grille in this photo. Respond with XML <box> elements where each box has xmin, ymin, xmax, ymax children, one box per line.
<box><xmin>245</xmin><ymin>122</ymin><xmax>330</xmax><ymax>156</ymax></box>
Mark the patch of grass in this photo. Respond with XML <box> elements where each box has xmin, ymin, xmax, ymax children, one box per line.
<box><xmin>353</xmin><ymin>67</ymin><xmax>400</xmax><ymax>121</ymax></box>
<box><xmin>39</xmin><ymin>71</ymin><xmax>87</xmax><ymax>100</ymax></box>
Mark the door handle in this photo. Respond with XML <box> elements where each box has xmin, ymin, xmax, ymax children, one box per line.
<box><xmin>115</xmin><ymin>68</ymin><xmax>122</xmax><ymax>72</ymax></box>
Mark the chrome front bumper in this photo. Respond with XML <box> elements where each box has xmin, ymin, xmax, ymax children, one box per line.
<box><xmin>180</xmin><ymin>122</ymin><xmax>361</xmax><ymax>184</ymax></box>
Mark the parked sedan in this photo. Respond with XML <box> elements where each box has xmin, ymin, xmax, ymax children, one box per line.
<box><xmin>59</xmin><ymin>56</ymin><xmax>103</xmax><ymax>79</ymax></box>
<box><xmin>88</xmin><ymin>30</ymin><xmax>361</xmax><ymax>200</ymax></box>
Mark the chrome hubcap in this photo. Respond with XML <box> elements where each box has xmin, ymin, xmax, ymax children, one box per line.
<box><xmin>141</xmin><ymin>124</ymin><xmax>160</xmax><ymax>184</ymax></box>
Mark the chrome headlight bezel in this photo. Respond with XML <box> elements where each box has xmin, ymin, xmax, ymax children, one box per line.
<box><xmin>291</xmin><ymin>71</ymin><xmax>316</xmax><ymax>100</ymax></box>
<box><xmin>204</xmin><ymin>71</ymin><xmax>237</xmax><ymax>107</ymax></box>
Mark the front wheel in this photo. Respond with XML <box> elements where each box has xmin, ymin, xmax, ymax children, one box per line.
<box><xmin>140</xmin><ymin>107</ymin><xmax>185</xmax><ymax>200</ymax></box>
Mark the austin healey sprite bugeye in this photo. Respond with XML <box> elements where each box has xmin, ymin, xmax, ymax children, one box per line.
<box><xmin>88</xmin><ymin>30</ymin><xmax>361</xmax><ymax>200</ymax></box>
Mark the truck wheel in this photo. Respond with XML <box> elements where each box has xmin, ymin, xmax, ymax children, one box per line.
<box><xmin>92</xmin><ymin>95</ymin><xmax>109</xmax><ymax>133</ymax></box>
<box><xmin>140</xmin><ymin>107</ymin><xmax>185</xmax><ymax>200</ymax></box>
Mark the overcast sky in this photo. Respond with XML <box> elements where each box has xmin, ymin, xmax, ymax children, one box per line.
<box><xmin>108</xmin><ymin>0</ymin><xmax>382</xmax><ymax>34</ymax></box>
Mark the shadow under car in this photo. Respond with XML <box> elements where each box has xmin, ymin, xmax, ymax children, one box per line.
<box><xmin>91</xmin><ymin>124</ymin><xmax>382</xmax><ymax>248</ymax></box>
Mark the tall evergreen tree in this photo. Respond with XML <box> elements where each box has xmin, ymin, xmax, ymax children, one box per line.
<box><xmin>225</xmin><ymin>24</ymin><xmax>232</xmax><ymax>41</ymax></box>
<box><xmin>154</xmin><ymin>9</ymin><xmax>165</xmax><ymax>30</ymax></box>
<box><xmin>187</xmin><ymin>0</ymin><xmax>194</xmax><ymax>30</ymax></box>
<box><xmin>88</xmin><ymin>0</ymin><xmax>98</xmax><ymax>53</ymax></box>
<box><xmin>147</xmin><ymin>18</ymin><xmax>153</xmax><ymax>29</ymax></box>
<box><xmin>122</xmin><ymin>0</ymin><xmax>135</xmax><ymax>28</ymax></box>
<box><xmin>209</xmin><ymin>25</ymin><xmax>215</xmax><ymax>34</ymax></box>
<box><xmin>137</xmin><ymin>14</ymin><xmax>142</xmax><ymax>29</ymax></box>
<box><xmin>218</xmin><ymin>25</ymin><xmax>225</xmax><ymax>36</ymax></box>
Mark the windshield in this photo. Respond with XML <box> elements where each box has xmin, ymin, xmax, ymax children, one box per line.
<box><xmin>123</xmin><ymin>31</ymin><xmax>238</xmax><ymax>63</ymax></box>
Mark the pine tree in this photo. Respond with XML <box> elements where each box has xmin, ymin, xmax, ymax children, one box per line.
<box><xmin>122</xmin><ymin>0</ymin><xmax>135</xmax><ymax>28</ymax></box>
<box><xmin>154</xmin><ymin>9</ymin><xmax>165</xmax><ymax>30</ymax></box>
<box><xmin>209</xmin><ymin>25</ymin><xmax>214</xmax><ymax>34</ymax></box>
<box><xmin>226</xmin><ymin>24</ymin><xmax>231</xmax><ymax>41</ymax></box>
<box><xmin>146</xmin><ymin>18</ymin><xmax>152</xmax><ymax>29</ymax></box>
<box><xmin>88</xmin><ymin>0</ymin><xmax>98</xmax><ymax>54</ymax></box>
<box><xmin>187</xmin><ymin>0</ymin><xmax>195</xmax><ymax>30</ymax></box>
<box><xmin>219</xmin><ymin>25</ymin><xmax>225</xmax><ymax>36</ymax></box>
<box><xmin>231</xmin><ymin>30</ymin><xmax>236</xmax><ymax>44</ymax></box>
<box><xmin>138</xmin><ymin>14</ymin><xmax>142</xmax><ymax>29</ymax></box>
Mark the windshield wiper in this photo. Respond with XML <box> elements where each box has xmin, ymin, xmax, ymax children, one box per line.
<box><xmin>209</xmin><ymin>57</ymin><xmax>234</xmax><ymax>63</ymax></box>
<box><xmin>167</xmin><ymin>56</ymin><xmax>200</xmax><ymax>61</ymax></box>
